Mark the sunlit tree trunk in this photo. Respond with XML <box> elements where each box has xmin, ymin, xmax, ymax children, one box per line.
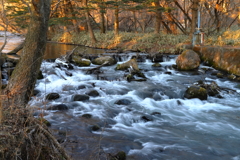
<box><xmin>114</xmin><ymin>4</ymin><xmax>119</xmax><ymax>35</ymax></box>
<box><xmin>5</xmin><ymin>0</ymin><xmax>51</xmax><ymax>106</ymax></box>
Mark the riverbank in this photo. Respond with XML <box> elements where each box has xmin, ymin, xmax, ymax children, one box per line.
<box><xmin>50</xmin><ymin>29</ymin><xmax>240</xmax><ymax>54</ymax></box>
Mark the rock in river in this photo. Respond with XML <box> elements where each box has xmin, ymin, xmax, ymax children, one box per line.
<box><xmin>72</xmin><ymin>94</ymin><xmax>90</xmax><ymax>101</ymax></box>
<box><xmin>46</xmin><ymin>93</ymin><xmax>60</xmax><ymax>100</ymax></box>
<box><xmin>176</xmin><ymin>49</ymin><xmax>200</xmax><ymax>70</ymax></box>
<box><xmin>184</xmin><ymin>85</ymin><xmax>207</xmax><ymax>100</ymax></box>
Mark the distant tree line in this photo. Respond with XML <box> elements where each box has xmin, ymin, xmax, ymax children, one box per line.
<box><xmin>1</xmin><ymin>0</ymin><xmax>240</xmax><ymax>38</ymax></box>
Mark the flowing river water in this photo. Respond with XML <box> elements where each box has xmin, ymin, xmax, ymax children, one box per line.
<box><xmin>1</xmin><ymin>32</ymin><xmax>240</xmax><ymax>160</ymax></box>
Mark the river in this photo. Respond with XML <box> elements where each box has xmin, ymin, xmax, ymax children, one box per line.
<box><xmin>1</xmin><ymin>32</ymin><xmax>240</xmax><ymax>160</ymax></box>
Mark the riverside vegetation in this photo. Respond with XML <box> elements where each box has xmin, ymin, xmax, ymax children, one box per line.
<box><xmin>51</xmin><ymin>26</ymin><xmax>240</xmax><ymax>54</ymax></box>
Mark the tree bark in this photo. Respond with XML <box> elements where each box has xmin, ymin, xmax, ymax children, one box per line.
<box><xmin>114</xmin><ymin>4</ymin><xmax>119</xmax><ymax>35</ymax></box>
<box><xmin>83</xmin><ymin>0</ymin><xmax>97</xmax><ymax>44</ymax></box>
<box><xmin>190</xmin><ymin>0</ymin><xmax>199</xmax><ymax>40</ymax></box>
<box><xmin>100</xmin><ymin>0</ymin><xmax>106</xmax><ymax>33</ymax></box>
<box><xmin>153</xmin><ymin>1</ymin><xmax>161</xmax><ymax>34</ymax></box>
<box><xmin>5</xmin><ymin>0</ymin><xmax>51</xmax><ymax>106</ymax></box>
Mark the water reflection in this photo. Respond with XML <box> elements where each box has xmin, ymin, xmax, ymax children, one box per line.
<box><xmin>0</xmin><ymin>33</ymin><xmax>104</xmax><ymax>59</ymax></box>
<box><xmin>44</xmin><ymin>43</ymin><xmax>104</xmax><ymax>59</ymax></box>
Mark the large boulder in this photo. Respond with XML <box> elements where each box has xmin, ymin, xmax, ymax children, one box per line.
<box><xmin>92</xmin><ymin>56</ymin><xmax>116</xmax><ymax>66</ymax></box>
<box><xmin>71</xmin><ymin>54</ymin><xmax>91</xmax><ymax>66</ymax></box>
<box><xmin>176</xmin><ymin>49</ymin><xmax>200</xmax><ymax>70</ymax></box>
<box><xmin>115</xmin><ymin>58</ymin><xmax>139</xmax><ymax>71</ymax></box>
<box><xmin>184</xmin><ymin>85</ymin><xmax>207</xmax><ymax>100</ymax></box>
<box><xmin>193</xmin><ymin>46</ymin><xmax>240</xmax><ymax>76</ymax></box>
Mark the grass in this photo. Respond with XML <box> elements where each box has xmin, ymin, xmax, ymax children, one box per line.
<box><xmin>51</xmin><ymin>25</ymin><xmax>240</xmax><ymax>54</ymax></box>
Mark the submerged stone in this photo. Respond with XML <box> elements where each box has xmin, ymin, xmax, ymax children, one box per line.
<box><xmin>72</xmin><ymin>94</ymin><xmax>90</xmax><ymax>101</ymax></box>
<box><xmin>86</xmin><ymin>90</ymin><xmax>100</xmax><ymax>97</ymax></box>
<box><xmin>82</xmin><ymin>114</ymin><xmax>92</xmax><ymax>119</ymax></box>
<box><xmin>114</xmin><ymin>99</ymin><xmax>131</xmax><ymax>105</ymax></box>
<box><xmin>47</xmin><ymin>104</ymin><xmax>68</xmax><ymax>110</ymax></box>
<box><xmin>46</xmin><ymin>93</ymin><xmax>60</xmax><ymax>100</ymax></box>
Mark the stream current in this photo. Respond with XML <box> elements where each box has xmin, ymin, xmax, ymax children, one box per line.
<box><xmin>28</xmin><ymin>51</ymin><xmax>240</xmax><ymax>160</ymax></box>
<box><xmin>1</xmin><ymin>32</ymin><xmax>240</xmax><ymax>160</ymax></box>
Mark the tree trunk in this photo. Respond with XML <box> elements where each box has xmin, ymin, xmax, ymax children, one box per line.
<box><xmin>66</xmin><ymin>0</ymin><xmax>81</xmax><ymax>33</ymax></box>
<box><xmin>153</xmin><ymin>1</ymin><xmax>161</xmax><ymax>34</ymax></box>
<box><xmin>83</xmin><ymin>0</ymin><xmax>97</xmax><ymax>44</ymax></box>
<box><xmin>100</xmin><ymin>0</ymin><xmax>106</xmax><ymax>33</ymax></box>
<box><xmin>4</xmin><ymin>0</ymin><xmax>51</xmax><ymax>106</ymax></box>
<box><xmin>190</xmin><ymin>0</ymin><xmax>199</xmax><ymax>40</ymax></box>
<box><xmin>114</xmin><ymin>5</ymin><xmax>119</xmax><ymax>35</ymax></box>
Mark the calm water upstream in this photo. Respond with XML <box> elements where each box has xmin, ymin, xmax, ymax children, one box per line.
<box><xmin>2</xmin><ymin>32</ymin><xmax>240</xmax><ymax>160</ymax></box>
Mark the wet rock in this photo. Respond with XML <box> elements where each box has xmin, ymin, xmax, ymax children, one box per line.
<box><xmin>92</xmin><ymin>56</ymin><xmax>116</xmax><ymax>66</ymax></box>
<box><xmin>65</xmin><ymin>70</ymin><xmax>72</xmax><ymax>76</ymax></box>
<box><xmin>72</xmin><ymin>94</ymin><xmax>89</xmax><ymax>101</ymax></box>
<box><xmin>205</xmin><ymin>82</ymin><xmax>220</xmax><ymax>97</ymax></box>
<box><xmin>177</xmin><ymin>100</ymin><xmax>183</xmax><ymax>105</ymax></box>
<box><xmin>78</xmin><ymin>85</ymin><xmax>86</xmax><ymax>89</ymax></box>
<box><xmin>141</xmin><ymin>115</ymin><xmax>153</xmax><ymax>122</ymax></box>
<box><xmin>172</xmin><ymin>64</ymin><xmax>177</xmax><ymax>69</ymax></box>
<box><xmin>216</xmin><ymin>72</ymin><xmax>224</xmax><ymax>78</ymax></box>
<box><xmin>176</xmin><ymin>49</ymin><xmax>200</xmax><ymax>70</ymax></box>
<box><xmin>91</xmin><ymin>124</ymin><xmax>100</xmax><ymax>131</ymax></box>
<box><xmin>33</xmin><ymin>89</ymin><xmax>40</xmax><ymax>96</ymax></box>
<box><xmin>184</xmin><ymin>85</ymin><xmax>207</xmax><ymax>100</ymax></box>
<box><xmin>86</xmin><ymin>90</ymin><xmax>100</xmax><ymax>97</ymax></box>
<box><xmin>109</xmin><ymin>151</ymin><xmax>126</xmax><ymax>160</ymax></box>
<box><xmin>164</xmin><ymin>71</ymin><xmax>172</xmax><ymax>75</ymax></box>
<box><xmin>37</xmin><ymin>70</ymin><xmax>44</xmax><ymax>79</ymax></box>
<box><xmin>62</xmin><ymin>85</ymin><xmax>75</xmax><ymax>91</ymax></box>
<box><xmin>151</xmin><ymin>112</ymin><xmax>161</xmax><ymax>116</ymax></box>
<box><xmin>115</xmin><ymin>58</ymin><xmax>139</xmax><ymax>71</ymax></box>
<box><xmin>46</xmin><ymin>93</ymin><xmax>60</xmax><ymax>100</ymax></box>
<box><xmin>82</xmin><ymin>114</ymin><xmax>92</xmax><ymax>119</ymax></box>
<box><xmin>71</xmin><ymin>55</ymin><xmax>91</xmax><ymax>66</ymax></box>
<box><xmin>47</xmin><ymin>104</ymin><xmax>68</xmax><ymax>110</ymax></box>
<box><xmin>152</xmin><ymin>63</ymin><xmax>162</xmax><ymax>67</ymax></box>
<box><xmin>151</xmin><ymin>54</ymin><xmax>163</xmax><ymax>62</ymax></box>
<box><xmin>115</xmin><ymin>99</ymin><xmax>131</xmax><ymax>105</ymax></box>
<box><xmin>228</xmin><ymin>74</ymin><xmax>236</xmax><ymax>80</ymax></box>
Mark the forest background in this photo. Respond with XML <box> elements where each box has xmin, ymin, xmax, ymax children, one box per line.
<box><xmin>1</xmin><ymin>0</ymin><xmax>240</xmax><ymax>54</ymax></box>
